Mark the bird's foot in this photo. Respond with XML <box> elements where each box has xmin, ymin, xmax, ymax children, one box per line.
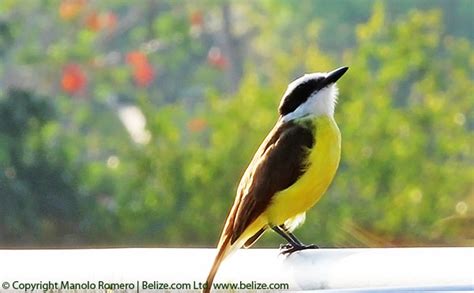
<box><xmin>279</xmin><ymin>243</ymin><xmax>319</xmax><ymax>255</ymax></box>
<box><xmin>279</xmin><ymin>243</ymin><xmax>293</xmax><ymax>250</ymax></box>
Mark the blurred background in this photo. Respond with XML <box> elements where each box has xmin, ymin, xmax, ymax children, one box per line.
<box><xmin>0</xmin><ymin>0</ymin><xmax>472</xmax><ymax>248</ymax></box>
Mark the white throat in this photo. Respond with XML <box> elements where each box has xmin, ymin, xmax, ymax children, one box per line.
<box><xmin>282</xmin><ymin>84</ymin><xmax>338</xmax><ymax>122</ymax></box>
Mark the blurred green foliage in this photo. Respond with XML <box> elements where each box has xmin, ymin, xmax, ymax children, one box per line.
<box><xmin>0</xmin><ymin>1</ymin><xmax>472</xmax><ymax>247</ymax></box>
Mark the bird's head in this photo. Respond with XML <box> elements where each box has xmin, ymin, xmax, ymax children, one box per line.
<box><xmin>279</xmin><ymin>66</ymin><xmax>348</xmax><ymax>122</ymax></box>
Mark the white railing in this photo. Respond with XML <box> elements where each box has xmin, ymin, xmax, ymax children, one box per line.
<box><xmin>0</xmin><ymin>247</ymin><xmax>472</xmax><ymax>292</ymax></box>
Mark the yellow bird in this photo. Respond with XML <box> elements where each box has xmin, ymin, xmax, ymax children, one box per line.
<box><xmin>204</xmin><ymin>67</ymin><xmax>348</xmax><ymax>292</ymax></box>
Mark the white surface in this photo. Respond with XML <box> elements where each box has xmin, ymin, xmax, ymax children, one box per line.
<box><xmin>0</xmin><ymin>248</ymin><xmax>473</xmax><ymax>292</ymax></box>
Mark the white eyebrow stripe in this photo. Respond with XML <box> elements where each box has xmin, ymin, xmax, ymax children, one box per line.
<box><xmin>282</xmin><ymin>73</ymin><xmax>326</xmax><ymax>99</ymax></box>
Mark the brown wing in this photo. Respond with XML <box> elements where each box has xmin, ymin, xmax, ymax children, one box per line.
<box><xmin>227</xmin><ymin>120</ymin><xmax>315</xmax><ymax>244</ymax></box>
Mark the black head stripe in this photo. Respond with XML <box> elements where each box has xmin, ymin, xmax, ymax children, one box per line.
<box><xmin>278</xmin><ymin>76</ymin><xmax>325</xmax><ymax>116</ymax></box>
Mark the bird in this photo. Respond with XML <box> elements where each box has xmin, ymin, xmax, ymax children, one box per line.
<box><xmin>203</xmin><ymin>66</ymin><xmax>348</xmax><ymax>293</ymax></box>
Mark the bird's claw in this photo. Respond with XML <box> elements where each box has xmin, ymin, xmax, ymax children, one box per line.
<box><xmin>279</xmin><ymin>243</ymin><xmax>292</xmax><ymax>250</ymax></box>
<box><xmin>279</xmin><ymin>243</ymin><xmax>319</xmax><ymax>255</ymax></box>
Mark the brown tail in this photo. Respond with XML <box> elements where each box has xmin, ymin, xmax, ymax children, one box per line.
<box><xmin>203</xmin><ymin>235</ymin><xmax>234</xmax><ymax>293</ymax></box>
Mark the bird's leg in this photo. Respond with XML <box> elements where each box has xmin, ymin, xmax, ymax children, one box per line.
<box><xmin>287</xmin><ymin>231</ymin><xmax>319</xmax><ymax>249</ymax></box>
<box><xmin>286</xmin><ymin>231</ymin><xmax>304</xmax><ymax>246</ymax></box>
<box><xmin>285</xmin><ymin>231</ymin><xmax>319</xmax><ymax>254</ymax></box>
<box><xmin>272</xmin><ymin>226</ymin><xmax>319</xmax><ymax>255</ymax></box>
<box><xmin>272</xmin><ymin>226</ymin><xmax>300</xmax><ymax>249</ymax></box>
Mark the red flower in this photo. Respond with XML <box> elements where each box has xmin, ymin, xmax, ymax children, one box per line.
<box><xmin>61</xmin><ymin>64</ymin><xmax>87</xmax><ymax>94</ymax></box>
<box><xmin>133</xmin><ymin>63</ymin><xmax>155</xmax><ymax>87</ymax></box>
<box><xmin>126</xmin><ymin>51</ymin><xmax>155</xmax><ymax>87</ymax></box>
<box><xmin>207</xmin><ymin>47</ymin><xmax>229</xmax><ymax>70</ymax></box>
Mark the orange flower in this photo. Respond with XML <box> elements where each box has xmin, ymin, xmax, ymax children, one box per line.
<box><xmin>61</xmin><ymin>64</ymin><xmax>87</xmax><ymax>94</ymax></box>
<box><xmin>187</xmin><ymin>118</ymin><xmax>207</xmax><ymax>133</ymax></box>
<box><xmin>85</xmin><ymin>12</ymin><xmax>100</xmax><ymax>31</ymax></box>
<box><xmin>86</xmin><ymin>11</ymin><xmax>118</xmax><ymax>32</ymax></box>
<box><xmin>126</xmin><ymin>51</ymin><xmax>148</xmax><ymax>66</ymax></box>
<box><xmin>59</xmin><ymin>0</ymin><xmax>86</xmax><ymax>20</ymax></box>
<box><xmin>190</xmin><ymin>10</ymin><xmax>204</xmax><ymax>27</ymax></box>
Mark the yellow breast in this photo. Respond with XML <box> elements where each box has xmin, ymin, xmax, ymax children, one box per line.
<box><xmin>265</xmin><ymin>115</ymin><xmax>341</xmax><ymax>226</ymax></box>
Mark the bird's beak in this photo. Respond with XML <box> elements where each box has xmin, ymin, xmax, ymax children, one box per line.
<box><xmin>323</xmin><ymin>66</ymin><xmax>349</xmax><ymax>87</ymax></box>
